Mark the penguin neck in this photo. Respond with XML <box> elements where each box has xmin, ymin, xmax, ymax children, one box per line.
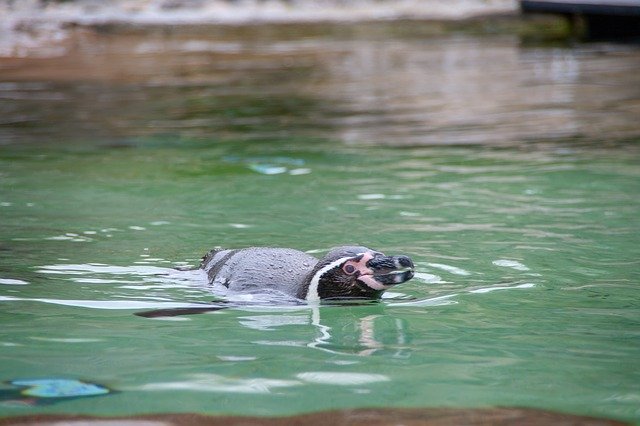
<box><xmin>302</xmin><ymin>256</ymin><xmax>354</xmax><ymax>302</ymax></box>
<box><xmin>300</xmin><ymin>269</ymin><xmax>322</xmax><ymax>303</ymax></box>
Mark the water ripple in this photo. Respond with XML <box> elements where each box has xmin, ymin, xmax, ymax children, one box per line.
<box><xmin>296</xmin><ymin>372</ymin><xmax>389</xmax><ymax>385</ymax></box>
<box><xmin>135</xmin><ymin>374</ymin><xmax>301</xmax><ymax>394</ymax></box>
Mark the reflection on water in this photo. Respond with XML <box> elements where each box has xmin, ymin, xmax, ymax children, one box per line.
<box><xmin>135</xmin><ymin>373</ymin><xmax>302</xmax><ymax>394</ymax></box>
<box><xmin>1</xmin><ymin>24</ymin><xmax>640</xmax><ymax>146</ymax></box>
<box><xmin>1</xmin><ymin>259</ymin><xmax>539</xmax><ymax>361</ymax></box>
<box><xmin>1</xmin><ymin>0</ymin><xmax>517</xmax><ymax>30</ymax></box>
<box><xmin>134</xmin><ymin>370</ymin><xmax>393</xmax><ymax>394</ymax></box>
<box><xmin>307</xmin><ymin>308</ymin><xmax>412</xmax><ymax>357</ymax></box>
<box><xmin>0</xmin><ymin>0</ymin><xmax>518</xmax><ymax>60</ymax></box>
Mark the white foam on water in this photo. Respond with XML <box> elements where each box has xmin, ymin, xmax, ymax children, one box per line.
<box><xmin>358</xmin><ymin>193</ymin><xmax>386</xmax><ymax>200</ymax></box>
<box><xmin>229</xmin><ymin>223</ymin><xmax>253</xmax><ymax>229</ymax></box>
<box><xmin>253</xmin><ymin>340</ymin><xmax>307</xmax><ymax>347</ymax></box>
<box><xmin>413</xmin><ymin>272</ymin><xmax>445</xmax><ymax>284</ymax></box>
<box><xmin>492</xmin><ymin>259</ymin><xmax>531</xmax><ymax>271</ymax></box>
<box><xmin>469</xmin><ymin>282</ymin><xmax>536</xmax><ymax>294</ymax></box>
<box><xmin>387</xmin><ymin>294</ymin><xmax>459</xmax><ymax>307</ymax></box>
<box><xmin>72</xmin><ymin>278</ymin><xmax>142</xmax><ymax>284</ymax></box>
<box><xmin>0</xmin><ymin>295</ymin><xmax>214</xmax><ymax>310</ymax></box>
<box><xmin>289</xmin><ymin>168</ymin><xmax>311</xmax><ymax>175</ymax></box>
<box><xmin>0</xmin><ymin>278</ymin><xmax>29</xmax><ymax>285</ymax></box>
<box><xmin>218</xmin><ymin>356</ymin><xmax>258</xmax><ymax>362</ymax></box>
<box><xmin>45</xmin><ymin>235</ymin><xmax>93</xmax><ymax>242</ymax></box>
<box><xmin>381</xmin><ymin>291</ymin><xmax>410</xmax><ymax>299</ymax></box>
<box><xmin>134</xmin><ymin>373</ymin><xmax>301</xmax><ymax>394</ymax></box>
<box><xmin>37</xmin><ymin>263</ymin><xmax>175</xmax><ymax>276</ymax></box>
<box><xmin>296</xmin><ymin>372</ymin><xmax>390</xmax><ymax>385</ymax></box>
<box><xmin>249</xmin><ymin>164</ymin><xmax>288</xmax><ymax>175</ymax></box>
<box><xmin>239</xmin><ymin>314</ymin><xmax>310</xmax><ymax>331</ymax></box>
<box><xmin>118</xmin><ymin>283</ymin><xmax>198</xmax><ymax>290</ymax></box>
<box><xmin>29</xmin><ymin>337</ymin><xmax>103</xmax><ymax>343</ymax></box>
<box><xmin>427</xmin><ymin>263</ymin><xmax>472</xmax><ymax>276</ymax></box>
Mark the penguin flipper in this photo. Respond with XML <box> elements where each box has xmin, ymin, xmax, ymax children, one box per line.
<box><xmin>134</xmin><ymin>305</ymin><xmax>227</xmax><ymax>318</ymax></box>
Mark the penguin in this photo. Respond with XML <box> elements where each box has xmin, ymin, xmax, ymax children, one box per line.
<box><xmin>200</xmin><ymin>245</ymin><xmax>415</xmax><ymax>301</ymax></box>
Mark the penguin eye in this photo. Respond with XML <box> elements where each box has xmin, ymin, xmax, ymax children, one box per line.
<box><xmin>343</xmin><ymin>264</ymin><xmax>357</xmax><ymax>275</ymax></box>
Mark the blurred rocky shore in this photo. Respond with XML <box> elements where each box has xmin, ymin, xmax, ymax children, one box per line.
<box><xmin>2</xmin><ymin>0</ymin><xmax>523</xmax><ymax>57</ymax></box>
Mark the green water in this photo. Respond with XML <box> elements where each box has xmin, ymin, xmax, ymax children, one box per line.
<box><xmin>1</xmin><ymin>22</ymin><xmax>639</xmax><ymax>422</ymax></box>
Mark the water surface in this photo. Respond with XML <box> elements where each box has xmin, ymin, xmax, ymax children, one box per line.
<box><xmin>1</xmin><ymin>22</ymin><xmax>639</xmax><ymax>422</ymax></box>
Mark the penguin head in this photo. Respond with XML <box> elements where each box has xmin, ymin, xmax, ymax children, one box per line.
<box><xmin>304</xmin><ymin>246</ymin><xmax>414</xmax><ymax>302</ymax></box>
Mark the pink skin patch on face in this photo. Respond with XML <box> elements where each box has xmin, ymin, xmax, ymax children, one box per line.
<box><xmin>342</xmin><ymin>252</ymin><xmax>374</xmax><ymax>276</ymax></box>
<box><xmin>343</xmin><ymin>252</ymin><xmax>393</xmax><ymax>291</ymax></box>
<box><xmin>358</xmin><ymin>275</ymin><xmax>392</xmax><ymax>290</ymax></box>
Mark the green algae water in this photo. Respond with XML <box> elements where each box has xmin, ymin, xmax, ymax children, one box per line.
<box><xmin>1</xmin><ymin>22</ymin><xmax>639</xmax><ymax>423</ymax></box>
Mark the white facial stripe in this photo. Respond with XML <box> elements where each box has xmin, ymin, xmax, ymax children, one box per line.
<box><xmin>306</xmin><ymin>255</ymin><xmax>361</xmax><ymax>303</ymax></box>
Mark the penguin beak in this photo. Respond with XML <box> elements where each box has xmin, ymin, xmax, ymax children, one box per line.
<box><xmin>366</xmin><ymin>254</ymin><xmax>415</xmax><ymax>286</ymax></box>
<box><xmin>349</xmin><ymin>252</ymin><xmax>414</xmax><ymax>291</ymax></box>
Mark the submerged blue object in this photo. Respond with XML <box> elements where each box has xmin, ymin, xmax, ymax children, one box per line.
<box><xmin>11</xmin><ymin>379</ymin><xmax>110</xmax><ymax>398</ymax></box>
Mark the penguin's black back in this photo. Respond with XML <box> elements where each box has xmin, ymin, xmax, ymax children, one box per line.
<box><xmin>200</xmin><ymin>247</ymin><xmax>318</xmax><ymax>297</ymax></box>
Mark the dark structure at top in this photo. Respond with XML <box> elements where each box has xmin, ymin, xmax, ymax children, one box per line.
<box><xmin>521</xmin><ymin>0</ymin><xmax>640</xmax><ymax>39</ymax></box>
